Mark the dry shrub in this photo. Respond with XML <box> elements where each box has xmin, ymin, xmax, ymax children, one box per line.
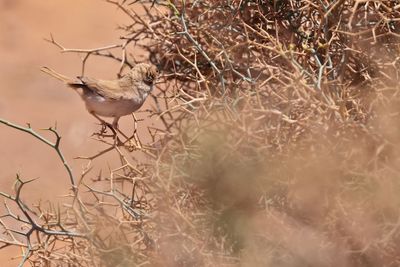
<box><xmin>1</xmin><ymin>0</ymin><xmax>400</xmax><ymax>266</ymax></box>
<box><xmin>146</xmin><ymin>1</ymin><xmax>400</xmax><ymax>265</ymax></box>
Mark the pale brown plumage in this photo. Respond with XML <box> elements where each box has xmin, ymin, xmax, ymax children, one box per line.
<box><xmin>41</xmin><ymin>63</ymin><xmax>158</xmax><ymax>128</ymax></box>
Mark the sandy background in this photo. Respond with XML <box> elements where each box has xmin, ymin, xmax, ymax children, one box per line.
<box><xmin>0</xmin><ymin>1</ymin><xmax>149</xmax><ymax>264</ymax></box>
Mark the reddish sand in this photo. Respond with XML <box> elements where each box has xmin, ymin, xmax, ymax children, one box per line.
<box><xmin>0</xmin><ymin>1</ymin><xmax>153</xmax><ymax>265</ymax></box>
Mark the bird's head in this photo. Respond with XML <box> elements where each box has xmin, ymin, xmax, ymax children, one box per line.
<box><xmin>133</xmin><ymin>63</ymin><xmax>159</xmax><ymax>85</ymax></box>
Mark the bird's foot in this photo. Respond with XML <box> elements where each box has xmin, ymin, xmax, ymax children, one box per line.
<box><xmin>92</xmin><ymin>121</ymin><xmax>117</xmax><ymax>138</ymax></box>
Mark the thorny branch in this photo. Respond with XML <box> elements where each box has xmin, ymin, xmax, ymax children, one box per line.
<box><xmin>0</xmin><ymin>118</ymin><xmax>76</xmax><ymax>191</ymax></box>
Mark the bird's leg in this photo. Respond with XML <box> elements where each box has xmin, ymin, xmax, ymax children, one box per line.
<box><xmin>112</xmin><ymin>117</ymin><xmax>119</xmax><ymax>129</ymax></box>
<box><xmin>90</xmin><ymin>112</ymin><xmax>116</xmax><ymax>136</ymax></box>
<box><xmin>112</xmin><ymin>117</ymin><xmax>131</xmax><ymax>140</ymax></box>
<box><xmin>131</xmin><ymin>113</ymin><xmax>143</xmax><ymax>149</ymax></box>
<box><xmin>91</xmin><ymin>114</ymin><xmax>130</xmax><ymax>144</ymax></box>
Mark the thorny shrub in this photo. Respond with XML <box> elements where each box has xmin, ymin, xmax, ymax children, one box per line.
<box><xmin>1</xmin><ymin>1</ymin><xmax>400</xmax><ymax>266</ymax></box>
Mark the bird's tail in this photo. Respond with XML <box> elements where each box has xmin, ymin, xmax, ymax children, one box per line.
<box><xmin>40</xmin><ymin>66</ymin><xmax>81</xmax><ymax>85</ymax></box>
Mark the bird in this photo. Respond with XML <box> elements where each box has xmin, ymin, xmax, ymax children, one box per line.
<box><xmin>41</xmin><ymin>63</ymin><xmax>159</xmax><ymax>129</ymax></box>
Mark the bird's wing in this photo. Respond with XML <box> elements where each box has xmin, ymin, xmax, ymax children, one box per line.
<box><xmin>79</xmin><ymin>76</ymin><xmax>138</xmax><ymax>100</ymax></box>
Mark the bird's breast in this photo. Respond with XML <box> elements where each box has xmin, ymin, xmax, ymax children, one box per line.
<box><xmin>83</xmin><ymin>94</ymin><xmax>145</xmax><ymax>117</ymax></box>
